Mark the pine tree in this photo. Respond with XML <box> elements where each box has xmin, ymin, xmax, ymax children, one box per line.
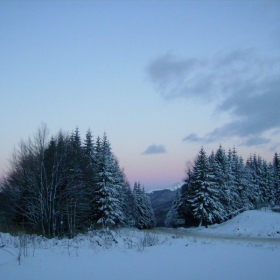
<box><xmin>180</xmin><ymin>170</ymin><xmax>197</xmax><ymax>227</ymax></box>
<box><xmin>230</xmin><ymin>147</ymin><xmax>243</xmax><ymax>209</ymax></box>
<box><xmin>83</xmin><ymin>129</ymin><xmax>95</xmax><ymax>176</ymax></box>
<box><xmin>64</xmin><ymin>127</ymin><xmax>89</xmax><ymax>237</ymax></box>
<box><xmin>234</xmin><ymin>156</ymin><xmax>254</xmax><ymax>210</ymax></box>
<box><xmin>224</xmin><ymin>148</ymin><xmax>241</xmax><ymax>213</ymax></box>
<box><xmin>165</xmin><ymin>189</ymin><xmax>183</xmax><ymax>227</ymax></box>
<box><xmin>245</xmin><ymin>156</ymin><xmax>260</xmax><ymax>207</ymax></box>
<box><xmin>187</xmin><ymin>147</ymin><xmax>224</xmax><ymax>227</ymax></box>
<box><xmin>121</xmin><ymin>178</ymin><xmax>135</xmax><ymax>226</ymax></box>
<box><xmin>214</xmin><ymin>145</ymin><xmax>229</xmax><ymax>213</ymax></box>
<box><xmin>261</xmin><ymin>160</ymin><xmax>275</xmax><ymax>204</ymax></box>
<box><xmin>132</xmin><ymin>182</ymin><xmax>156</xmax><ymax>229</ymax></box>
<box><xmin>82</xmin><ymin>129</ymin><xmax>95</xmax><ymax>224</ymax></box>
<box><xmin>273</xmin><ymin>153</ymin><xmax>280</xmax><ymax>202</ymax></box>
<box><xmin>93</xmin><ymin>134</ymin><xmax>125</xmax><ymax>228</ymax></box>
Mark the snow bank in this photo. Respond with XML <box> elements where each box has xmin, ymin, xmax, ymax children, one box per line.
<box><xmin>179</xmin><ymin>209</ymin><xmax>280</xmax><ymax>238</ymax></box>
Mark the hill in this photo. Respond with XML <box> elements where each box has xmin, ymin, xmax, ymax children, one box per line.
<box><xmin>177</xmin><ymin>208</ymin><xmax>280</xmax><ymax>239</ymax></box>
<box><xmin>147</xmin><ymin>182</ymin><xmax>184</xmax><ymax>226</ymax></box>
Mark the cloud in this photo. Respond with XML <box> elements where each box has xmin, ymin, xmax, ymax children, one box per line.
<box><xmin>142</xmin><ymin>144</ymin><xmax>167</xmax><ymax>155</ymax></box>
<box><xmin>241</xmin><ymin>136</ymin><xmax>271</xmax><ymax>147</ymax></box>
<box><xmin>146</xmin><ymin>53</ymin><xmax>211</xmax><ymax>100</ymax></box>
<box><xmin>213</xmin><ymin>86</ymin><xmax>280</xmax><ymax>137</ymax></box>
<box><xmin>182</xmin><ymin>133</ymin><xmax>202</xmax><ymax>142</ymax></box>
<box><xmin>148</xmin><ymin>50</ymin><xmax>280</xmax><ymax>145</ymax></box>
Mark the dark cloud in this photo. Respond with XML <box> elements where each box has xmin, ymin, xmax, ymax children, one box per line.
<box><xmin>182</xmin><ymin>133</ymin><xmax>202</xmax><ymax>142</ymax></box>
<box><xmin>142</xmin><ymin>144</ymin><xmax>167</xmax><ymax>155</ymax></box>
<box><xmin>215</xmin><ymin>49</ymin><xmax>255</xmax><ymax>68</ymax></box>
<box><xmin>215</xmin><ymin>82</ymin><xmax>280</xmax><ymax>137</ymax></box>
<box><xmin>146</xmin><ymin>53</ymin><xmax>210</xmax><ymax>99</ymax></box>
<box><xmin>241</xmin><ymin>136</ymin><xmax>271</xmax><ymax>147</ymax></box>
<box><xmin>147</xmin><ymin>50</ymin><xmax>280</xmax><ymax>146</ymax></box>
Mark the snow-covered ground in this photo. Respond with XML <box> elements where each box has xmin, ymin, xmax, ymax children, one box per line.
<box><xmin>1</xmin><ymin>209</ymin><xmax>280</xmax><ymax>280</ymax></box>
<box><xmin>177</xmin><ymin>208</ymin><xmax>280</xmax><ymax>238</ymax></box>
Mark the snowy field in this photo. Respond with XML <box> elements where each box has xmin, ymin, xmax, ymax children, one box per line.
<box><xmin>1</xmin><ymin>209</ymin><xmax>280</xmax><ymax>280</ymax></box>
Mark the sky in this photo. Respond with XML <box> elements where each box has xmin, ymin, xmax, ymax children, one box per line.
<box><xmin>1</xmin><ymin>1</ymin><xmax>280</xmax><ymax>190</ymax></box>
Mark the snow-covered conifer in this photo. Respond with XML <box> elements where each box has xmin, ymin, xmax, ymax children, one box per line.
<box><xmin>165</xmin><ymin>189</ymin><xmax>183</xmax><ymax>227</ymax></box>
<box><xmin>132</xmin><ymin>182</ymin><xmax>156</xmax><ymax>229</ymax></box>
<box><xmin>187</xmin><ymin>147</ymin><xmax>224</xmax><ymax>227</ymax></box>
<box><xmin>93</xmin><ymin>134</ymin><xmax>126</xmax><ymax>228</ymax></box>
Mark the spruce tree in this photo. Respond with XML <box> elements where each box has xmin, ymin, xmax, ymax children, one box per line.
<box><xmin>165</xmin><ymin>189</ymin><xmax>183</xmax><ymax>227</ymax></box>
<box><xmin>245</xmin><ymin>156</ymin><xmax>260</xmax><ymax>207</ymax></box>
<box><xmin>93</xmin><ymin>134</ymin><xmax>125</xmax><ymax>228</ymax></box>
<box><xmin>225</xmin><ymin>148</ymin><xmax>241</xmax><ymax>214</ymax></box>
<box><xmin>64</xmin><ymin>127</ymin><xmax>88</xmax><ymax>237</ymax></box>
<box><xmin>273</xmin><ymin>153</ymin><xmax>280</xmax><ymax>202</ymax></box>
<box><xmin>187</xmin><ymin>147</ymin><xmax>224</xmax><ymax>227</ymax></box>
<box><xmin>132</xmin><ymin>182</ymin><xmax>156</xmax><ymax>229</ymax></box>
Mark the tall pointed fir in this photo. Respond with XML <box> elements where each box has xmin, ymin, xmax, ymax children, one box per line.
<box><xmin>82</xmin><ymin>129</ymin><xmax>95</xmax><ymax>181</ymax></box>
<box><xmin>64</xmin><ymin>127</ymin><xmax>88</xmax><ymax>237</ymax></box>
<box><xmin>118</xmin><ymin>169</ymin><xmax>135</xmax><ymax>226</ymax></box>
<box><xmin>82</xmin><ymin>129</ymin><xmax>95</xmax><ymax>224</ymax></box>
<box><xmin>214</xmin><ymin>145</ymin><xmax>229</xmax><ymax>214</ymax></box>
<box><xmin>262</xmin><ymin>160</ymin><xmax>275</xmax><ymax>204</ymax></box>
<box><xmin>225</xmin><ymin>148</ymin><xmax>241</xmax><ymax>214</ymax></box>
<box><xmin>235</xmin><ymin>156</ymin><xmax>254</xmax><ymax>210</ymax></box>
<box><xmin>93</xmin><ymin>133</ymin><xmax>125</xmax><ymax>228</ymax></box>
<box><xmin>273</xmin><ymin>153</ymin><xmax>280</xmax><ymax>203</ymax></box>
<box><xmin>187</xmin><ymin>147</ymin><xmax>224</xmax><ymax>227</ymax></box>
<box><xmin>244</xmin><ymin>155</ymin><xmax>260</xmax><ymax>208</ymax></box>
<box><xmin>132</xmin><ymin>182</ymin><xmax>156</xmax><ymax>229</ymax></box>
<box><xmin>246</xmin><ymin>154</ymin><xmax>262</xmax><ymax>208</ymax></box>
<box><xmin>180</xmin><ymin>169</ymin><xmax>198</xmax><ymax>226</ymax></box>
<box><xmin>165</xmin><ymin>189</ymin><xmax>184</xmax><ymax>227</ymax></box>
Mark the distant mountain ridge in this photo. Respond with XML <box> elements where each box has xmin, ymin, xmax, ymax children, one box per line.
<box><xmin>147</xmin><ymin>182</ymin><xmax>185</xmax><ymax>226</ymax></box>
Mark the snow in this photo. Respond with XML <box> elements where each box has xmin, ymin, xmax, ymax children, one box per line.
<box><xmin>1</xmin><ymin>210</ymin><xmax>280</xmax><ymax>280</ymax></box>
<box><xmin>178</xmin><ymin>208</ymin><xmax>280</xmax><ymax>238</ymax></box>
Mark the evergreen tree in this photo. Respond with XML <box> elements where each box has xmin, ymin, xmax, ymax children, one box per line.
<box><xmin>83</xmin><ymin>129</ymin><xmax>95</xmax><ymax>178</ymax></box>
<box><xmin>245</xmin><ymin>156</ymin><xmax>260</xmax><ymax>207</ymax></box>
<box><xmin>214</xmin><ymin>145</ymin><xmax>229</xmax><ymax>213</ymax></box>
<box><xmin>187</xmin><ymin>147</ymin><xmax>224</xmax><ymax>227</ymax></box>
<box><xmin>121</xmin><ymin>178</ymin><xmax>135</xmax><ymax>226</ymax></box>
<box><xmin>235</xmin><ymin>156</ymin><xmax>254</xmax><ymax>210</ymax></box>
<box><xmin>180</xmin><ymin>170</ymin><xmax>198</xmax><ymax>227</ymax></box>
<box><xmin>93</xmin><ymin>134</ymin><xmax>125</xmax><ymax>228</ymax></box>
<box><xmin>224</xmin><ymin>148</ymin><xmax>241</xmax><ymax>213</ymax></box>
<box><xmin>64</xmin><ymin>127</ymin><xmax>89</xmax><ymax>237</ymax></box>
<box><xmin>132</xmin><ymin>182</ymin><xmax>156</xmax><ymax>229</ymax></box>
<box><xmin>82</xmin><ymin>129</ymin><xmax>96</xmax><ymax>224</ymax></box>
<box><xmin>165</xmin><ymin>189</ymin><xmax>183</xmax><ymax>227</ymax></box>
<box><xmin>273</xmin><ymin>153</ymin><xmax>280</xmax><ymax>202</ymax></box>
<box><xmin>261</xmin><ymin>160</ymin><xmax>275</xmax><ymax>204</ymax></box>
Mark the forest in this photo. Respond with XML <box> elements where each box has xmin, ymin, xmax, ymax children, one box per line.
<box><xmin>0</xmin><ymin>125</ymin><xmax>279</xmax><ymax>238</ymax></box>
<box><xmin>165</xmin><ymin>146</ymin><xmax>280</xmax><ymax>228</ymax></box>
<box><xmin>0</xmin><ymin>125</ymin><xmax>155</xmax><ymax>238</ymax></box>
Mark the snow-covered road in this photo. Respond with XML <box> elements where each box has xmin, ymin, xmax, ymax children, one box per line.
<box><xmin>150</xmin><ymin>226</ymin><xmax>280</xmax><ymax>244</ymax></box>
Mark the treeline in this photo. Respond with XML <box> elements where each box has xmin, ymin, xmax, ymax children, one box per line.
<box><xmin>166</xmin><ymin>146</ymin><xmax>280</xmax><ymax>228</ymax></box>
<box><xmin>0</xmin><ymin>125</ymin><xmax>155</xmax><ymax>238</ymax></box>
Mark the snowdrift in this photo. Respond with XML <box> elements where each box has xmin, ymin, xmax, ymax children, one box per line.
<box><xmin>179</xmin><ymin>209</ymin><xmax>280</xmax><ymax>238</ymax></box>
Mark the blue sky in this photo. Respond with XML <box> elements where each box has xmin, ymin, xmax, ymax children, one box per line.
<box><xmin>1</xmin><ymin>1</ymin><xmax>280</xmax><ymax>190</ymax></box>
